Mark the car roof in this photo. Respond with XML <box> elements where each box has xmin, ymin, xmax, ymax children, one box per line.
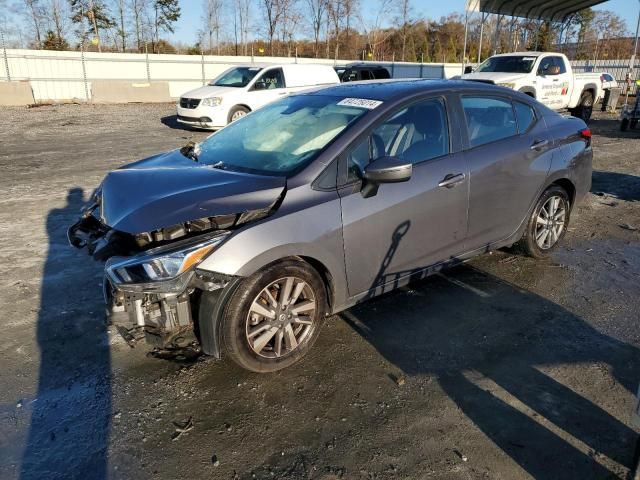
<box><xmin>304</xmin><ymin>78</ymin><xmax>504</xmax><ymax>101</ymax></box>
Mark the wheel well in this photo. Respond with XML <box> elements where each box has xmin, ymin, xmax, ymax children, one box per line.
<box><xmin>233</xmin><ymin>104</ymin><xmax>251</xmax><ymax>112</ymax></box>
<box><xmin>297</xmin><ymin>256</ymin><xmax>335</xmax><ymax>310</ymax></box>
<box><xmin>551</xmin><ymin>179</ymin><xmax>576</xmax><ymax>205</ymax></box>
<box><xmin>519</xmin><ymin>88</ymin><xmax>535</xmax><ymax>98</ymax></box>
<box><xmin>582</xmin><ymin>88</ymin><xmax>595</xmax><ymax>100</ymax></box>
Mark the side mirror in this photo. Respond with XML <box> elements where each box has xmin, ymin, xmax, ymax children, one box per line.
<box><xmin>547</xmin><ymin>65</ymin><xmax>561</xmax><ymax>76</ymax></box>
<box><xmin>464</xmin><ymin>66</ymin><xmax>473</xmax><ymax>74</ymax></box>
<box><xmin>361</xmin><ymin>156</ymin><xmax>412</xmax><ymax>198</ymax></box>
<box><xmin>252</xmin><ymin>81</ymin><xmax>267</xmax><ymax>91</ymax></box>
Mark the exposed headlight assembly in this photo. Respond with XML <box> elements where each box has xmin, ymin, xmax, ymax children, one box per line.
<box><xmin>105</xmin><ymin>232</ymin><xmax>229</xmax><ymax>293</ymax></box>
<box><xmin>497</xmin><ymin>82</ymin><xmax>516</xmax><ymax>89</ymax></box>
<box><xmin>201</xmin><ymin>97</ymin><xmax>222</xmax><ymax>107</ymax></box>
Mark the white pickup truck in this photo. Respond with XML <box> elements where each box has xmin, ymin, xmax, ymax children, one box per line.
<box><xmin>461</xmin><ymin>52</ymin><xmax>603</xmax><ymax>122</ymax></box>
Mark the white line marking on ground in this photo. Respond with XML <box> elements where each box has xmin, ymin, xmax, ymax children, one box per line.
<box><xmin>437</xmin><ymin>273</ymin><xmax>491</xmax><ymax>298</ymax></box>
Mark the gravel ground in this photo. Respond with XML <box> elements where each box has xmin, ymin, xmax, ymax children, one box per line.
<box><xmin>0</xmin><ymin>103</ymin><xmax>639</xmax><ymax>480</ymax></box>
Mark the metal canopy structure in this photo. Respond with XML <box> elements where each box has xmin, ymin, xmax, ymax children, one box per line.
<box><xmin>471</xmin><ymin>0</ymin><xmax>609</xmax><ymax>23</ymax></box>
<box><xmin>461</xmin><ymin>0</ymin><xmax>619</xmax><ymax>74</ymax></box>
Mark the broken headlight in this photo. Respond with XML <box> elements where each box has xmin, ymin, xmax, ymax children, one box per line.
<box><xmin>105</xmin><ymin>232</ymin><xmax>229</xmax><ymax>292</ymax></box>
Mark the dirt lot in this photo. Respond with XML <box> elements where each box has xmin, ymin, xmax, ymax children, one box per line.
<box><xmin>0</xmin><ymin>103</ymin><xmax>639</xmax><ymax>480</ymax></box>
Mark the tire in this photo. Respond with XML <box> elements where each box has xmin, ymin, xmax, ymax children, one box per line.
<box><xmin>517</xmin><ymin>186</ymin><xmax>572</xmax><ymax>259</ymax></box>
<box><xmin>227</xmin><ymin>105</ymin><xmax>250</xmax><ymax>123</ymax></box>
<box><xmin>220</xmin><ymin>260</ymin><xmax>327</xmax><ymax>373</ymax></box>
<box><xmin>572</xmin><ymin>91</ymin><xmax>594</xmax><ymax>123</ymax></box>
<box><xmin>621</xmin><ymin>118</ymin><xmax>630</xmax><ymax>132</ymax></box>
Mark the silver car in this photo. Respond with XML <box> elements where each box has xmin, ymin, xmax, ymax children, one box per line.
<box><xmin>69</xmin><ymin>80</ymin><xmax>593</xmax><ymax>372</ymax></box>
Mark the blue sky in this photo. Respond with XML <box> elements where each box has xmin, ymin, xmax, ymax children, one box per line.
<box><xmin>171</xmin><ymin>0</ymin><xmax>639</xmax><ymax>45</ymax></box>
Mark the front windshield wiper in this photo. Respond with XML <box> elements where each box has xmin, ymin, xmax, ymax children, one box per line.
<box><xmin>180</xmin><ymin>141</ymin><xmax>199</xmax><ymax>162</ymax></box>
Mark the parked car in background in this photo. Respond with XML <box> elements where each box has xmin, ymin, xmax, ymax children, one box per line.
<box><xmin>176</xmin><ymin>64</ymin><xmax>340</xmax><ymax>129</ymax></box>
<box><xmin>70</xmin><ymin>80</ymin><xmax>592</xmax><ymax>373</ymax></box>
<box><xmin>335</xmin><ymin>63</ymin><xmax>391</xmax><ymax>82</ymax></box>
<box><xmin>461</xmin><ymin>52</ymin><xmax>604</xmax><ymax>121</ymax></box>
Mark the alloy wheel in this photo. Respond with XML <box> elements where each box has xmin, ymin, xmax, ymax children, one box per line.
<box><xmin>245</xmin><ymin>277</ymin><xmax>317</xmax><ymax>358</ymax></box>
<box><xmin>535</xmin><ymin>195</ymin><xmax>566</xmax><ymax>249</ymax></box>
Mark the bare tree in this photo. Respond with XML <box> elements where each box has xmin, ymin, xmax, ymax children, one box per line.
<box><xmin>395</xmin><ymin>0</ymin><xmax>411</xmax><ymax>61</ymax></box>
<box><xmin>306</xmin><ymin>0</ymin><xmax>327</xmax><ymax>57</ymax></box>
<box><xmin>261</xmin><ymin>0</ymin><xmax>285</xmax><ymax>55</ymax></box>
<box><xmin>48</xmin><ymin>0</ymin><xmax>70</xmax><ymax>46</ymax></box>
<box><xmin>115</xmin><ymin>0</ymin><xmax>127</xmax><ymax>51</ymax></box>
<box><xmin>279</xmin><ymin>0</ymin><xmax>299</xmax><ymax>56</ymax></box>
<box><xmin>235</xmin><ymin>0</ymin><xmax>251</xmax><ymax>55</ymax></box>
<box><xmin>23</xmin><ymin>0</ymin><xmax>45</xmax><ymax>47</ymax></box>
<box><xmin>203</xmin><ymin>0</ymin><xmax>223</xmax><ymax>54</ymax></box>
<box><xmin>358</xmin><ymin>0</ymin><xmax>392</xmax><ymax>60</ymax></box>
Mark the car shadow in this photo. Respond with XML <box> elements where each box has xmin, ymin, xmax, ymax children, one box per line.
<box><xmin>590</xmin><ymin>116</ymin><xmax>640</xmax><ymax>139</ymax></box>
<box><xmin>339</xmin><ymin>222</ymin><xmax>640</xmax><ymax>479</ymax></box>
<box><xmin>160</xmin><ymin>114</ymin><xmax>194</xmax><ymax>131</ymax></box>
<box><xmin>20</xmin><ymin>188</ymin><xmax>111</xmax><ymax>479</ymax></box>
<box><xmin>592</xmin><ymin>170</ymin><xmax>640</xmax><ymax>202</ymax></box>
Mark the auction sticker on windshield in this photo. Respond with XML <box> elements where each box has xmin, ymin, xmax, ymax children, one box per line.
<box><xmin>337</xmin><ymin>98</ymin><xmax>383</xmax><ymax>109</ymax></box>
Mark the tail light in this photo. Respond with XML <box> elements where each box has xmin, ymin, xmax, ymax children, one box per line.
<box><xmin>580</xmin><ymin>128</ymin><xmax>592</xmax><ymax>146</ymax></box>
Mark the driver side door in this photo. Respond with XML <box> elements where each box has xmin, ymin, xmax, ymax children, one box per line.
<box><xmin>338</xmin><ymin>97</ymin><xmax>470</xmax><ymax>298</ymax></box>
<box><xmin>247</xmin><ymin>68</ymin><xmax>287</xmax><ymax>109</ymax></box>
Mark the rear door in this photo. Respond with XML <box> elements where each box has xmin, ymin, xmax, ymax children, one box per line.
<box><xmin>338</xmin><ymin>96</ymin><xmax>469</xmax><ymax>297</ymax></box>
<box><xmin>461</xmin><ymin>95</ymin><xmax>553</xmax><ymax>249</ymax></box>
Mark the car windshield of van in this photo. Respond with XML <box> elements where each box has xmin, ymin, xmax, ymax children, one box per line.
<box><xmin>210</xmin><ymin>67</ymin><xmax>262</xmax><ymax>87</ymax></box>
<box><xmin>195</xmin><ymin>95</ymin><xmax>372</xmax><ymax>176</ymax></box>
<box><xmin>476</xmin><ymin>56</ymin><xmax>536</xmax><ymax>74</ymax></box>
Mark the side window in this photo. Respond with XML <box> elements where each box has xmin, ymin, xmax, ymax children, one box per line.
<box><xmin>462</xmin><ymin>96</ymin><xmax>517</xmax><ymax>148</ymax></box>
<box><xmin>514</xmin><ymin>101</ymin><xmax>536</xmax><ymax>133</ymax></box>
<box><xmin>258</xmin><ymin>68</ymin><xmax>285</xmax><ymax>89</ymax></box>
<box><xmin>551</xmin><ymin>56</ymin><xmax>567</xmax><ymax>74</ymax></box>
<box><xmin>374</xmin><ymin>68</ymin><xmax>390</xmax><ymax>79</ymax></box>
<box><xmin>346</xmin><ymin>98</ymin><xmax>449</xmax><ymax>182</ymax></box>
<box><xmin>360</xmin><ymin>70</ymin><xmax>374</xmax><ymax>80</ymax></box>
<box><xmin>537</xmin><ymin>57</ymin><xmax>553</xmax><ymax>75</ymax></box>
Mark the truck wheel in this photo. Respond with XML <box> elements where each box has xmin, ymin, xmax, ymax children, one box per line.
<box><xmin>228</xmin><ymin>105</ymin><xmax>250</xmax><ymax>123</ymax></box>
<box><xmin>621</xmin><ymin>118</ymin><xmax>630</xmax><ymax>132</ymax></box>
<box><xmin>220</xmin><ymin>260</ymin><xmax>327</xmax><ymax>373</ymax></box>
<box><xmin>573</xmin><ymin>91</ymin><xmax>594</xmax><ymax>123</ymax></box>
<box><xmin>517</xmin><ymin>185</ymin><xmax>571</xmax><ymax>259</ymax></box>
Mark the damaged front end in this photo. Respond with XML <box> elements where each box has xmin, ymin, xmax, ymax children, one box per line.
<box><xmin>68</xmin><ymin>150</ymin><xmax>286</xmax><ymax>353</ymax></box>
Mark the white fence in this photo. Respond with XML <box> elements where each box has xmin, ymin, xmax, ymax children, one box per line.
<box><xmin>0</xmin><ymin>49</ymin><xmax>464</xmax><ymax>104</ymax></box>
<box><xmin>571</xmin><ymin>59</ymin><xmax>640</xmax><ymax>94</ymax></box>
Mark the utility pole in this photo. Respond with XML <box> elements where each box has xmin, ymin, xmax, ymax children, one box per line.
<box><xmin>624</xmin><ymin>0</ymin><xmax>640</xmax><ymax>107</ymax></box>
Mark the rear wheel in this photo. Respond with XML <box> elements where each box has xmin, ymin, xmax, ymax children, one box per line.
<box><xmin>221</xmin><ymin>260</ymin><xmax>327</xmax><ymax>372</ymax></box>
<box><xmin>517</xmin><ymin>186</ymin><xmax>571</xmax><ymax>258</ymax></box>
<box><xmin>572</xmin><ymin>91</ymin><xmax>594</xmax><ymax>123</ymax></box>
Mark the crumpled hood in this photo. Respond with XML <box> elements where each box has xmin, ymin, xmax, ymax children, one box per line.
<box><xmin>99</xmin><ymin>149</ymin><xmax>286</xmax><ymax>234</ymax></box>
<box><xmin>180</xmin><ymin>85</ymin><xmax>241</xmax><ymax>99</ymax></box>
<box><xmin>461</xmin><ymin>72</ymin><xmax>528</xmax><ymax>84</ymax></box>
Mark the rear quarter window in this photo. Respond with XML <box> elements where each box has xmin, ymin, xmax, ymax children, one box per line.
<box><xmin>514</xmin><ymin>101</ymin><xmax>536</xmax><ymax>132</ymax></box>
<box><xmin>462</xmin><ymin>96</ymin><xmax>518</xmax><ymax>148</ymax></box>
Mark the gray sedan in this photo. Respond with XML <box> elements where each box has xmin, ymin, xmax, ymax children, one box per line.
<box><xmin>69</xmin><ymin>80</ymin><xmax>593</xmax><ymax>372</ymax></box>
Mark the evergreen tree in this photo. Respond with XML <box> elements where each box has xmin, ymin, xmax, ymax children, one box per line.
<box><xmin>153</xmin><ymin>0</ymin><xmax>181</xmax><ymax>53</ymax></box>
<box><xmin>42</xmin><ymin>29</ymin><xmax>69</xmax><ymax>50</ymax></box>
<box><xmin>68</xmin><ymin>0</ymin><xmax>115</xmax><ymax>50</ymax></box>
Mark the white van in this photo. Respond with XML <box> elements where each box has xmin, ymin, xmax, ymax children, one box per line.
<box><xmin>176</xmin><ymin>63</ymin><xmax>340</xmax><ymax>130</ymax></box>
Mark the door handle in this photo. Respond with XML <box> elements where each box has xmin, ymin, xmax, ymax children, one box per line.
<box><xmin>438</xmin><ymin>173</ymin><xmax>466</xmax><ymax>188</ymax></box>
<box><xmin>531</xmin><ymin>139</ymin><xmax>549</xmax><ymax>150</ymax></box>
<box><xmin>278</xmin><ymin>92</ymin><xmax>287</xmax><ymax>96</ymax></box>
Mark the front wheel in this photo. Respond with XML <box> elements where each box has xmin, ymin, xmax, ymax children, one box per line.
<box><xmin>220</xmin><ymin>260</ymin><xmax>327</xmax><ymax>372</ymax></box>
<box><xmin>228</xmin><ymin>105</ymin><xmax>250</xmax><ymax>123</ymax></box>
<box><xmin>517</xmin><ymin>186</ymin><xmax>571</xmax><ymax>258</ymax></box>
